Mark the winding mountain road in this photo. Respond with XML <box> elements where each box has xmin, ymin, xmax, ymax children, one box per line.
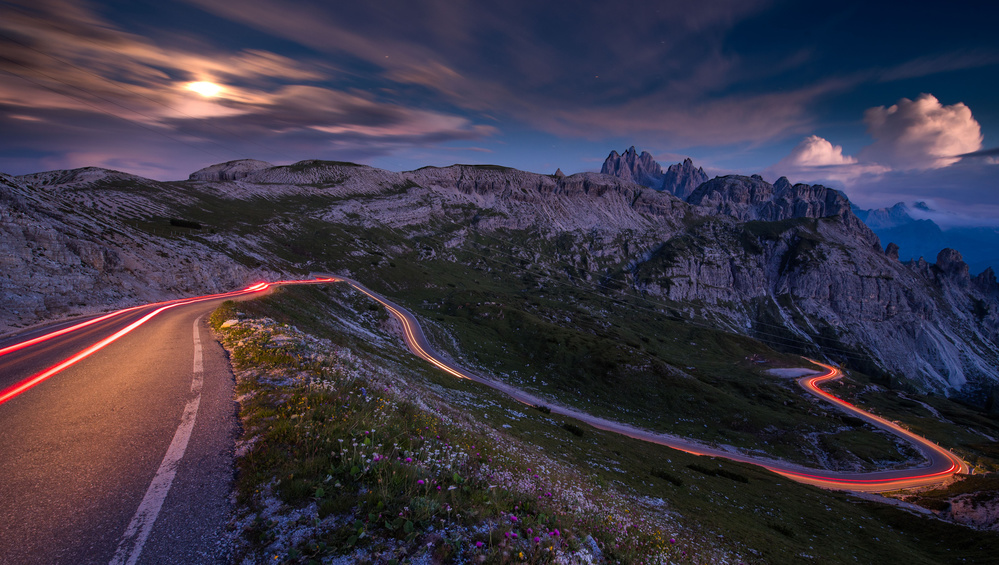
<box><xmin>329</xmin><ymin>275</ymin><xmax>968</xmax><ymax>493</ymax></box>
<box><xmin>0</xmin><ymin>274</ymin><xmax>968</xmax><ymax>563</ymax></box>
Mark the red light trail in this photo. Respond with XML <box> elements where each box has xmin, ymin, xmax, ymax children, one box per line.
<box><xmin>333</xmin><ymin>276</ymin><xmax>969</xmax><ymax>492</ymax></box>
<box><xmin>0</xmin><ymin>278</ymin><xmax>336</xmax><ymax>406</ymax></box>
<box><xmin>1</xmin><ymin>274</ymin><xmax>968</xmax><ymax>491</ymax></box>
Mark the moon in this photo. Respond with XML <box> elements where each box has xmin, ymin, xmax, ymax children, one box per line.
<box><xmin>185</xmin><ymin>81</ymin><xmax>223</xmax><ymax>98</ymax></box>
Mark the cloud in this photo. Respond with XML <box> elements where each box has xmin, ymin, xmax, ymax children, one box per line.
<box><xmin>859</xmin><ymin>94</ymin><xmax>983</xmax><ymax>170</ymax></box>
<box><xmin>0</xmin><ymin>0</ymin><xmax>498</xmax><ymax>178</ymax></box>
<box><xmin>181</xmin><ymin>0</ymin><xmax>829</xmax><ymax>147</ymax></box>
<box><xmin>764</xmin><ymin>135</ymin><xmax>887</xmax><ymax>185</ymax></box>
<box><xmin>878</xmin><ymin>51</ymin><xmax>999</xmax><ymax>83</ymax></box>
<box><xmin>843</xmin><ymin>159</ymin><xmax>999</xmax><ymax>226</ymax></box>
<box><xmin>778</xmin><ymin>135</ymin><xmax>856</xmax><ymax>167</ymax></box>
<box><xmin>767</xmin><ymin>94</ymin><xmax>986</xmax><ymax>191</ymax></box>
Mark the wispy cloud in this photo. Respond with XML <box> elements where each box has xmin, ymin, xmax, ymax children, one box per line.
<box><xmin>180</xmin><ymin>0</ymin><xmax>828</xmax><ymax>147</ymax></box>
<box><xmin>0</xmin><ymin>0</ymin><xmax>495</xmax><ymax>177</ymax></box>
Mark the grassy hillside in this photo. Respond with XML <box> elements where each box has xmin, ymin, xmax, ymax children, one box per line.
<box><xmin>212</xmin><ymin>284</ymin><xmax>999</xmax><ymax>564</ymax></box>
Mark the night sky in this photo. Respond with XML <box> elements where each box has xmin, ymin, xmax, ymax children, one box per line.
<box><xmin>2</xmin><ymin>0</ymin><xmax>998</xmax><ymax>222</ymax></box>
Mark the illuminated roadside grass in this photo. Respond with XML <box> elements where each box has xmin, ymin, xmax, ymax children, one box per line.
<box><xmin>209</xmin><ymin>302</ymin><xmax>705</xmax><ymax>564</ymax></box>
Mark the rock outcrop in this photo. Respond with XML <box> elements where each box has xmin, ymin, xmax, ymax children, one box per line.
<box><xmin>600</xmin><ymin>147</ymin><xmax>664</xmax><ymax>188</ymax></box>
<box><xmin>601</xmin><ymin>148</ymin><xmax>708</xmax><ymax>198</ymax></box>
<box><xmin>1</xmin><ymin>172</ymin><xmax>266</xmax><ymax>335</ymax></box>
<box><xmin>661</xmin><ymin>158</ymin><xmax>708</xmax><ymax>199</ymax></box>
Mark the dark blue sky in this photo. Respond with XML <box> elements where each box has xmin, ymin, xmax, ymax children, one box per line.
<box><xmin>1</xmin><ymin>0</ymin><xmax>998</xmax><ymax>220</ymax></box>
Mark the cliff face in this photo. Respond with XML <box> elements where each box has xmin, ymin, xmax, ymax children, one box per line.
<box><xmin>398</xmin><ymin>166</ymin><xmax>999</xmax><ymax>394</ymax></box>
<box><xmin>662</xmin><ymin>158</ymin><xmax>708</xmax><ymax>199</ymax></box>
<box><xmin>0</xmin><ymin>171</ymin><xmax>264</xmax><ymax>334</ymax></box>
<box><xmin>628</xmin><ymin>211</ymin><xmax>999</xmax><ymax>392</ymax></box>
<box><xmin>6</xmin><ymin>159</ymin><xmax>999</xmax><ymax>397</ymax></box>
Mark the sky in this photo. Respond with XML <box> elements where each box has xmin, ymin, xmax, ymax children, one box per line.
<box><xmin>1</xmin><ymin>0</ymin><xmax>998</xmax><ymax>222</ymax></box>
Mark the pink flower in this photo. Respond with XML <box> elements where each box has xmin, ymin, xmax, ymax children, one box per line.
<box><xmin>475</xmin><ymin>541</ymin><xmax>484</xmax><ymax>548</ymax></box>
<box><xmin>405</xmin><ymin>457</ymin><xmax>412</xmax><ymax>462</ymax></box>
<box><xmin>509</xmin><ymin>515</ymin><xmax>518</xmax><ymax>522</ymax></box>
<box><xmin>417</xmin><ymin>479</ymin><xmax>425</xmax><ymax>485</ymax></box>
<box><xmin>533</xmin><ymin>537</ymin><xmax>541</xmax><ymax>543</ymax></box>
<box><xmin>670</xmin><ymin>538</ymin><xmax>676</xmax><ymax>544</ymax></box>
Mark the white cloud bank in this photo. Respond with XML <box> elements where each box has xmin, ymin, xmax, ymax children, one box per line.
<box><xmin>860</xmin><ymin>94</ymin><xmax>982</xmax><ymax>170</ymax></box>
<box><xmin>779</xmin><ymin>135</ymin><xmax>856</xmax><ymax>167</ymax></box>
<box><xmin>767</xmin><ymin>94</ymin><xmax>985</xmax><ymax>186</ymax></box>
<box><xmin>766</xmin><ymin>135</ymin><xmax>887</xmax><ymax>185</ymax></box>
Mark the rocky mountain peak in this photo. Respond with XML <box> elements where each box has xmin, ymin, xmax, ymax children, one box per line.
<box><xmin>773</xmin><ymin>176</ymin><xmax>793</xmax><ymax>193</ymax></box>
<box><xmin>661</xmin><ymin>157</ymin><xmax>708</xmax><ymax>199</ymax></box>
<box><xmin>885</xmin><ymin>242</ymin><xmax>900</xmax><ymax>260</ymax></box>
<box><xmin>975</xmin><ymin>267</ymin><xmax>998</xmax><ymax>296</ymax></box>
<box><xmin>600</xmin><ymin>146</ymin><xmax>664</xmax><ymax>188</ymax></box>
<box><xmin>189</xmin><ymin>159</ymin><xmax>275</xmax><ymax>181</ymax></box>
<box><xmin>857</xmin><ymin>202</ymin><xmax>914</xmax><ymax>230</ymax></box>
<box><xmin>687</xmin><ymin>175</ymin><xmax>871</xmax><ymax>239</ymax></box>
<box><xmin>554</xmin><ymin>168</ymin><xmax>565</xmax><ymax>178</ymax></box>
<box><xmin>937</xmin><ymin>248</ymin><xmax>971</xmax><ymax>281</ymax></box>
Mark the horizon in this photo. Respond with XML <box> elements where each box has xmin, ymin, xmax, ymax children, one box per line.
<box><xmin>2</xmin><ymin>0</ymin><xmax>999</xmax><ymax>222</ymax></box>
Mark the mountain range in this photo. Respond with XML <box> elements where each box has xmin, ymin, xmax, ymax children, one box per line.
<box><xmin>2</xmin><ymin>150</ymin><xmax>998</xmax><ymax>405</ymax></box>
<box><xmin>852</xmin><ymin>201</ymin><xmax>999</xmax><ymax>275</ymax></box>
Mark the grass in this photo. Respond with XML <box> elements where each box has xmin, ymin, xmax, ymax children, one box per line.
<box><xmin>213</xmin><ymin>285</ymin><xmax>999</xmax><ymax>565</ymax></box>
<box><xmin>362</xmin><ymin>255</ymin><xmax>918</xmax><ymax>470</ymax></box>
<box><xmin>210</xmin><ymin>294</ymin><xmax>696</xmax><ymax>564</ymax></box>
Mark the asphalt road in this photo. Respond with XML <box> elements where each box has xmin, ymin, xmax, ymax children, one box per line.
<box><xmin>0</xmin><ymin>296</ymin><xmax>241</xmax><ymax>564</ymax></box>
<box><xmin>330</xmin><ymin>274</ymin><xmax>969</xmax><ymax>493</ymax></box>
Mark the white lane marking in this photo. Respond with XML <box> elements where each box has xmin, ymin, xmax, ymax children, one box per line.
<box><xmin>109</xmin><ymin>316</ymin><xmax>206</xmax><ymax>565</ymax></box>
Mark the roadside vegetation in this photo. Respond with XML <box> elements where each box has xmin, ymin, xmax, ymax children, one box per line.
<box><xmin>212</xmin><ymin>285</ymin><xmax>999</xmax><ymax>564</ymax></box>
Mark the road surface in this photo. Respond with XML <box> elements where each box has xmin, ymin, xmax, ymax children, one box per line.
<box><xmin>328</xmin><ymin>275</ymin><xmax>968</xmax><ymax>493</ymax></box>
<box><xmin>0</xmin><ymin>279</ymin><xmax>331</xmax><ymax>564</ymax></box>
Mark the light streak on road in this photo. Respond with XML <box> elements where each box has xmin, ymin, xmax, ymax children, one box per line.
<box><xmin>0</xmin><ymin>278</ymin><xmax>339</xmax><ymax>406</ymax></box>
<box><xmin>0</xmin><ymin>305</ymin><xmax>147</xmax><ymax>358</ymax></box>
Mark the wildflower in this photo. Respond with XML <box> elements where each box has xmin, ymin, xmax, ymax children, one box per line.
<box><xmin>405</xmin><ymin>457</ymin><xmax>412</xmax><ymax>463</ymax></box>
<box><xmin>509</xmin><ymin>515</ymin><xmax>518</xmax><ymax>522</ymax></box>
<box><xmin>476</xmin><ymin>541</ymin><xmax>484</xmax><ymax>548</ymax></box>
<box><xmin>418</xmin><ymin>479</ymin><xmax>425</xmax><ymax>485</ymax></box>
<box><xmin>534</xmin><ymin>537</ymin><xmax>541</xmax><ymax>543</ymax></box>
<box><xmin>670</xmin><ymin>538</ymin><xmax>676</xmax><ymax>544</ymax></box>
